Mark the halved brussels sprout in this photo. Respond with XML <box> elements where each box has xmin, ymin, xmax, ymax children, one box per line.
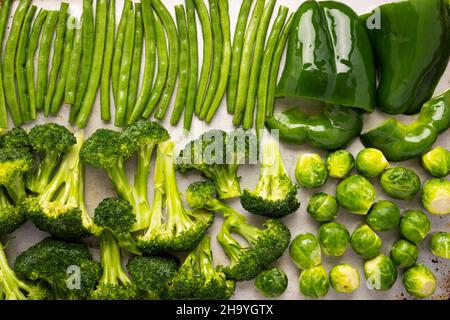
<box><xmin>350</xmin><ymin>225</ymin><xmax>382</xmax><ymax>259</ymax></box>
<box><xmin>255</xmin><ymin>267</ymin><xmax>288</xmax><ymax>298</ymax></box>
<box><xmin>295</xmin><ymin>154</ymin><xmax>328</xmax><ymax>189</ymax></box>
<box><xmin>318</xmin><ymin>222</ymin><xmax>350</xmax><ymax>256</ymax></box>
<box><xmin>336</xmin><ymin>175</ymin><xmax>376</xmax><ymax>215</ymax></box>
<box><xmin>366</xmin><ymin>200</ymin><xmax>400</xmax><ymax>232</ymax></box>
<box><xmin>421</xmin><ymin>179</ymin><xmax>450</xmax><ymax>215</ymax></box>
<box><xmin>329</xmin><ymin>264</ymin><xmax>360</xmax><ymax>293</ymax></box>
<box><xmin>307</xmin><ymin>193</ymin><xmax>338</xmax><ymax>222</ymax></box>
<box><xmin>429</xmin><ymin>232</ymin><xmax>450</xmax><ymax>259</ymax></box>
<box><xmin>356</xmin><ymin>148</ymin><xmax>389</xmax><ymax>178</ymax></box>
<box><xmin>403</xmin><ymin>264</ymin><xmax>436</xmax><ymax>298</ymax></box>
<box><xmin>390</xmin><ymin>239</ymin><xmax>419</xmax><ymax>268</ymax></box>
<box><xmin>289</xmin><ymin>233</ymin><xmax>321</xmax><ymax>269</ymax></box>
<box><xmin>326</xmin><ymin>150</ymin><xmax>355</xmax><ymax>179</ymax></box>
<box><xmin>364</xmin><ymin>254</ymin><xmax>397</xmax><ymax>291</ymax></box>
<box><xmin>380</xmin><ymin>167</ymin><xmax>421</xmax><ymax>200</ymax></box>
<box><xmin>399</xmin><ymin>210</ymin><xmax>431</xmax><ymax>244</ymax></box>
<box><xmin>422</xmin><ymin>147</ymin><xmax>450</xmax><ymax>178</ymax></box>
<box><xmin>299</xmin><ymin>265</ymin><xmax>330</xmax><ymax>299</ymax></box>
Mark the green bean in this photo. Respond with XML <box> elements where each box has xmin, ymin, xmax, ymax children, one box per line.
<box><xmin>153</xmin><ymin>0</ymin><xmax>179</xmax><ymax>120</ymax></box>
<box><xmin>266</xmin><ymin>13</ymin><xmax>293</xmax><ymax>118</ymax></box>
<box><xmin>198</xmin><ymin>0</ymin><xmax>222</xmax><ymax>120</ymax></box>
<box><xmin>0</xmin><ymin>0</ymin><xmax>12</xmax><ymax>128</ymax></box>
<box><xmin>232</xmin><ymin>0</ymin><xmax>265</xmax><ymax>126</ymax></box>
<box><xmin>128</xmin><ymin>0</ymin><xmax>155</xmax><ymax>124</ymax></box>
<box><xmin>100</xmin><ymin>0</ymin><xmax>115</xmax><ymax>121</ymax></box>
<box><xmin>193</xmin><ymin>0</ymin><xmax>212</xmax><ymax>116</ymax></box>
<box><xmin>243</xmin><ymin>0</ymin><xmax>276</xmax><ymax>130</ymax></box>
<box><xmin>183</xmin><ymin>0</ymin><xmax>198</xmax><ymax>131</ymax></box>
<box><xmin>114</xmin><ymin>5</ymin><xmax>135</xmax><ymax>127</ymax></box>
<box><xmin>50</xmin><ymin>19</ymin><xmax>76</xmax><ymax>115</ymax></box>
<box><xmin>44</xmin><ymin>2</ymin><xmax>69</xmax><ymax>117</ymax></box>
<box><xmin>65</xmin><ymin>17</ymin><xmax>83</xmax><ymax>105</ymax></box>
<box><xmin>256</xmin><ymin>7</ymin><xmax>288</xmax><ymax>132</ymax></box>
<box><xmin>205</xmin><ymin>0</ymin><xmax>231</xmax><ymax>123</ymax></box>
<box><xmin>69</xmin><ymin>0</ymin><xmax>94</xmax><ymax>124</ymax></box>
<box><xmin>3</xmin><ymin>0</ymin><xmax>31</xmax><ymax>126</ymax></box>
<box><xmin>16</xmin><ymin>5</ymin><xmax>37</xmax><ymax>122</ymax></box>
<box><xmin>142</xmin><ymin>12</ymin><xmax>168</xmax><ymax>118</ymax></box>
<box><xmin>75</xmin><ymin>0</ymin><xmax>108</xmax><ymax>128</ymax></box>
<box><xmin>170</xmin><ymin>5</ymin><xmax>189</xmax><ymax>126</ymax></box>
<box><xmin>125</xmin><ymin>2</ymin><xmax>143</xmax><ymax>123</ymax></box>
<box><xmin>227</xmin><ymin>0</ymin><xmax>253</xmax><ymax>114</ymax></box>
<box><xmin>26</xmin><ymin>9</ymin><xmax>47</xmax><ymax>121</ymax></box>
<box><xmin>112</xmin><ymin>0</ymin><xmax>132</xmax><ymax>105</ymax></box>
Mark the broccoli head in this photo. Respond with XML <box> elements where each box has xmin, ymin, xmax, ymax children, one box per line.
<box><xmin>14</xmin><ymin>238</ymin><xmax>101</xmax><ymax>300</ymax></box>
<box><xmin>0</xmin><ymin>187</ymin><xmax>25</xmax><ymax>236</ymax></box>
<box><xmin>137</xmin><ymin>141</ymin><xmax>214</xmax><ymax>255</ymax></box>
<box><xmin>26</xmin><ymin>123</ymin><xmax>76</xmax><ymax>194</ymax></box>
<box><xmin>0</xmin><ymin>127</ymin><xmax>30</xmax><ymax>149</ymax></box>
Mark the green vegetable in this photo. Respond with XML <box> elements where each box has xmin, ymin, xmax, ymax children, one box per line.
<box><xmin>325</xmin><ymin>150</ymin><xmax>355</xmax><ymax>179</ymax></box>
<box><xmin>289</xmin><ymin>233</ymin><xmax>321</xmax><ymax>270</ymax></box>
<box><xmin>0</xmin><ymin>187</ymin><xmax>25</xmax><ymax>236</ymax></box>
<box><xmin>356</xmin><ymin>148</ymin><xmax>389</xmax><ymax>178</ymax></box>
<box><xmin>336</xmin><ymin>175</ymin><xmax>376</xmax><ymax>215</ymax></box>
<box><xmin>350</xmin><ymin>225</ymin><xmax>382</xmax><ymax>259</ymax></box>
<box><xmin>65</xmin><ymin>12</ymin><xmax>83</xmax><ymax>105</ymax></box>
<box><xmin>307</xmin><ymin>193</ymin><xmax>338</xmax><ymax>223</ymax></box>
<box><xmin>299</xmin><ymin>266</ymin><xmax>330</xmax><ymax>299</ymax></box>
<box><xmin>0</xmin><ymin>0</ymin><xmax>12</xmax><ymax>128</ymax></box>
<box><xmin>421</xmin><ymin>178</ymin><xmax>450</xmax><ymax>215</ymax></box>
<box><xmin>255</xmin><ymin>267</ymin><xmax>288</xmax><ymax>298</ymax></box>
<box><xmin>399</xmin><ymin>210</ymin><xmax>431</xmax><ymax>244</ymax></box>
<box><xmin>318</xmin><ymin>222</ymin><xmax>350</xmax><ymax>257</ymax></box>
<box><xmin>390</xmin><ymin>240</ymin><xmax>419</xmax><ymax>268</ymax></box>
<box><xmin>295</xmin><ymin>153</ymin><xmax>327</xmax><ymax>189</ymax></box>
<box><xmin>429</xmin><ymin>232</ymin><xmax>450</xmax><ymax>259</ymax></box>
<box><xmin>329</xmin><ymin>264</ymin><xmax>360</xmax><ymax>293</ymax></box>
<box><xmin>380</xmin><ymin>167</ymin><xmax>421</xmax><ymax>200</ymax></box>
<box><xmin>364</xmin><ymin>254</ymin><xmax>397</xmax><ymax>291</ymax></box>
<box><xmin>100</xmin><ymin>0</ymin><xmax>115</xmax><ymax>121</ymax></box>
<box><xmin>403</xmin><ymin>264</ymin><xmax>436</xmax><ymax>299</ymax></box>
<box><xmin>366</xmin><ymin>200</ymin><xmax>400</xmax><ymax>232</ymax></box>
<box><xmin>422</xmin><ymin>147</ymin><xmax>450</xmax><ymax>178</ymax></box>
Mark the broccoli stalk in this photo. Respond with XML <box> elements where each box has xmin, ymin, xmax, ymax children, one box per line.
<box><xmin>0</xmin><ymin>187</ymin><xmax>25</xmax><ymax>236</ymax></box>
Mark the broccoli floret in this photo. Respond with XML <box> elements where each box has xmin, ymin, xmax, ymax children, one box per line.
<box><xmin>23</xmin><ymin>131</ymin><xmax>101</xmax><ymax>240</ymax></box>
<box><xmin>94</xmin><ymin>197</ymin><xmax>140</xmax><ymax>255</ymax></box>
<box><xmin>0</xmin><ymin>242</ymin><xmax>49</xmax><ymax>300</ymax></box>
<box><xmin>14</xmin><ymin>238</ymin><xmax>101</xmax><ymax>300</ymax></box>
<box><xmin>0</xmin><ymin>187</ymin><xmax>25</xmax><ymax>236</ymax></box>
<box><xmin>90</xmin><ymin>230</ymin><xmax>141</xmax><ymax>300</ymax></box>
<box><xmin>137</xmin><ymin>141</ymin><xmax>214</xmax><ymax>255</ymax></box>
<box><xmin>127</xmin><ymin>254</ymin><xmax>179</xmax><ymax>299</ymax></box>
<box><xmin>177</xmin><ymin>130</ymin><xmax>257</xmax><ymax>200</ymax></box>
<box><xmin>0</xmin><ymin>127</ymin><xmax>30</xmax><ymax>149</ymax></box>
<box><xmin>186</xmin><ymin>181</ymin><xmax>291</xmax><ymax>281</ymax></box>
<box><xmin>81</xmin><ymin>121</ymin><xmax>169</xmax><ymax>231</ymax></box>
<box><xmin>241</xmin><ymin>138</ymin><xmax>299</xmax><ymax>218</ymax></box>
<box><xmin>26</xmin><ymin>123</ymin><xmax>76</xmax><ymax>194</ymax></box>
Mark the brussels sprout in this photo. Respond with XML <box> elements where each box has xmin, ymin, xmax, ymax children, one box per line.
<box><xmin>298</xmin><ymin>265</ymin><xmax>330</xmax><ymax>299</ymax></box>
<box><xmin>289</xmin><ymin>233</ymin><xmax>321</xmax><ymax>269</ymax></box>
<box><xmin>366</xmin><ymin>200</ymin><xmax>400</xmax><ymax>232</ymax></box>
<box><xmin>329</xmin><ymin>264</ymin><xmax>360</xmax><ymax>293</ymax></box>
<box><xmin>403</xmin><ymin>264</ymin><xmax>436</xmax><ymax>298</ymax></box>
<box><xmin>295</xmin><ymin>154</ymin><xmax>328</xmax><ymax>189</ymax></box>
<box><xmin>336</xmin><ymin>175</ymin><xmax>376</xmax><ymax>215</ymax></box>
<box><xmin>307</xmin><ymin>193</ymin><xmax>338</xmax><ymax>222</ymax></box>
<box><xmin>390</xmin><ymin>239</ymin><xmax>419</xmax><ymax>268</ymax></box>
<box><xmin>429</xmin><ymin>232</ymin><xmax>450</xmax><ymax>259</ymax></box>
<box><xmin>356</xmin><ymin>148</ymin><xmax>389</xmax><ymax>178</ymax></box>
<box><xmin>399</xmin><ymin>210</ymin><xmax>430</xmax><ymax>244</ymax></box>
<box><xmin>422</xmin><ymin>147</ymin><xmax>450</xmax><ymax>178</ymax></box>
<box><xmin>380</xmin><ymin>167</ymin><xmax>421</xmax><ymax>200</ymax></box>
<box><xmin>350</xmin><ymin>225</ymin><xmax>382</xmax><ymax>259</ymax></box>
<box><xmin>421</xmin><ymin>178</ymin><xmax>450</xmax><ymax>215</ymax></box>
<box><xmin>318</xmin><ymin>222</ymin><xmax>350</xmax><ymax>256</ymax></box>
<box><xmin>325</xmin><ymin>150</ymin><xmax>355</xmax><ymax>179</ymax></box>
<box><xmin>255</xmin><ymin>267</ymin><xmax>288</xmax><ymax>298</ymax></box>
<box><xmin>364</xmin><ymin>254</ymin><xmax>397</xmax><ymax>291</ymax></box>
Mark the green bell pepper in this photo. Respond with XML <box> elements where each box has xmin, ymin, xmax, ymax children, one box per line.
<box><xmin>266</xmin><ymin>105</ymin><xmax>363</xmax><ymax>150</ymax></box>
<box><xmin>361</xmin><ymin>90</ymin><xmax>450</xmax><ymax>162</ymax></box>
<box><xmin>363</xmin><ymin>0</ymin><xmax>450</xmax><ymax>115</ymax></box>
<box><xmin>276</xmin><ymin>1</ymin><xmax>376</xmax><ymax>112</ymax></box>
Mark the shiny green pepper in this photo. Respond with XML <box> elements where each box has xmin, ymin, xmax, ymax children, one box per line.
<box><xmin>266</xmin><ymin>105</ymin><xmax>363</xmax><ymax>150</ymax></box>
<box><xmin>363</xmin><ymin>0</ymin><xmax>450</xmax><ymax>115</ymax></box>
<box><xmin>360</xmin><ymin>90</ymin><xmax>450</xmax><ymax>161</ymax></box>
<box><xmin>276</xmin><ymin>1</ymin><xmax>376</xmax><ymax>112</ymax></box>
